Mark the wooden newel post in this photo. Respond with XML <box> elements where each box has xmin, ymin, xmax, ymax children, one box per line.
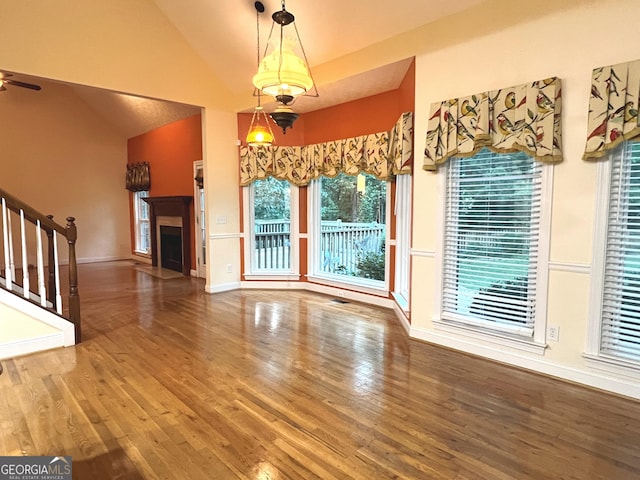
<box><xmin>46</xmin><ymin>215</ymin><xmax>56</xmax><ymax>305</ymax></box>
<box><xmin>66</xmin><ymin>216</ymin><xmax>81</xmax><ymax>343</ymax></box>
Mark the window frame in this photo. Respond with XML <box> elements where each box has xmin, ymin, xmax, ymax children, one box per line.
<box><xmin>133</xmin><ymin>190</ymin><xmax>150</xmax><ymax>256</ymax></box>
<box><xmin>242</xmin><ymin>179</ymin><xmax>300</xmax><ymax>280</ymax></box>
<box><xmin>587</xmin><ymin>141</ymin><xmax>640</xmax><ymax>376</ymax></box>
<box><xmin>307</xmin><ymin>173</ymin><xmax>391</xmax><ymax>295</ymax></box>
<box><xmin>433</xmin><ymin>149</ymin><xmax>552</xmax><ymax>353</ymax></box>
<box><xmin>393</xmin><ymin>174</ymin><xmax>412</xmax><ymax>311</ymax></box>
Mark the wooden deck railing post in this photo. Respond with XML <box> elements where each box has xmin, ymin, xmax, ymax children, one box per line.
<box><xmin>66</xmin><ymin>217</ymin><xmax>81</xmax><ymax>342</ymax></box>
<box><xmin>46</xmin><ymin>215</ymin><xmax>56</xmax><ymax>305</ymax></box>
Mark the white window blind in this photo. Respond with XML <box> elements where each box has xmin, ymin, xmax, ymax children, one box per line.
<box><xmin>443</xmin><ymin>149</ymin><xmax>542</xmax><ymax>336</ymax></box>
<box><xmin>601</xmin><ymin>141</ymin><xmax>640</xmax><ymax>360</ymax></box>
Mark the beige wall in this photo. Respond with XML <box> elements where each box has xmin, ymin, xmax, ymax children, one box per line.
<box><xmin>0</xmin><ymin>0</ymin><xmax>240</xmax><ymax>288</ymax></box>
<box><xmin>0</xmin><ymin>81</ymin><xmax>130</xmax><ymax>263</ymax></box>
<box><xmin>409</xmin><ymin>0</ymin><xmax>640</xmax><ymax>397</ymax></box>
<box><xmin>3</xmin><ymin>0</ymin><xmax>640</xmax><ymax>395</ymax></box>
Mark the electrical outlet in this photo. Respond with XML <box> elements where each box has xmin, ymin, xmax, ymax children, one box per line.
<box><xmin>226</xmin><ymin>264</ymin><xmax>232</xmax><ymax>273</ymax></box>
<box><xmin>548</xmin><ymin>325</ymin><xmax>560</xmax><ymax>342</ymax></box>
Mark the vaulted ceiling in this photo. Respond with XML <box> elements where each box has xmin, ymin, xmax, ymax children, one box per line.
<box><xmin>3</xmin><ymin>0</ymin><xmax>489</xmax><ymax>138</ymax></box>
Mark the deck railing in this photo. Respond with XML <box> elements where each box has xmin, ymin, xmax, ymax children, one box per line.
<box><xmin>253</xmin><ymin>219</ymin><xmax>385</xmax><ymax>273</ymax></box>
<box><xmin>0</xmin><ymin>187</ymin><xmax>81</xmax><ymax>342</ymax></box>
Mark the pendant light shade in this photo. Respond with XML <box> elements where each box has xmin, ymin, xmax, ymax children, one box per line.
<box><xmin>252</xmin><ymin>1</ymin><xmax>315</xmax><ymax>102</ymax></box>
<box><xmin>246</xmin><ymin>106</ymin><xmax>275</xmax><ymax>146</ymax></box>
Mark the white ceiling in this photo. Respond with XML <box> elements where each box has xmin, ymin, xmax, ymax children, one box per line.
<box><xmin>3</xmin><ymin>0</ymin><xmax>488</xmax><ymax>138</ymax></box>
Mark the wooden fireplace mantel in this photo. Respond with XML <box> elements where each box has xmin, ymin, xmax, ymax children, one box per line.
<box><xmin>143</xmin><ymin>196</ymin><xmax>192</xmax><ymax>276</ymax></box>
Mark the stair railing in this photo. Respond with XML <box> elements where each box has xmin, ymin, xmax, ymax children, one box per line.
<box><xmin>0</xmin><ymin>187</ymin><xmax>81</xmax><ymax>342</ymax></box>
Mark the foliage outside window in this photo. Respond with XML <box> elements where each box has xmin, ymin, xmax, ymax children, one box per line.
<box><xmin>134</xmin><ymin>191</ymin><xmax>150</xmax><ymax>255</ymax></box>
<box><xmin>251</xmin><ymin>177</ymin><xmax>292</xmax><ymax>272</ymax></box>
<box><xmin>442</xmin><ymin>149</ymin><xmax>541</xmax><ymax>336</ymax></box>
<box><xmin>317</xmin><ymin>173</ymin><xmax>387</xmax><ymax>283</ymax></box>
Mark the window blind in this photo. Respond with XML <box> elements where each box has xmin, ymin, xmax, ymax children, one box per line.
<box><xmin>443</xmin><ymin>149</ymin><xmax>542</xmax><ymax>336</ymax></box>
<box><xmin>601</xmin><ymin>141</ymin><xmax>640</xmax><ymax>360</ymax></box>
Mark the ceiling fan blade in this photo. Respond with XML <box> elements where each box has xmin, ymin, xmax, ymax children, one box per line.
<box><xmin>6</xmin><ymin>79</ymin><xmax>41</xmax><ymax>90</ymax></box>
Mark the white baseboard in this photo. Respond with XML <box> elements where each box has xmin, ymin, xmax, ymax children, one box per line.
<box><xmin>410</xmin><ymin>326</ymin><xmax>640</xmax><ymax>400</ymax></box>
<box><xmin>205</xmin><ymin>281</ymin><xmax>242</xmax><ymax>293</ymax></box>
<box><xmin>77</xmin><ymin>255</ymin><xmax>130</xmax><ymax>265</ymax></box>
<box><xmin>0</xmin><ymin>333</ymin><xmax>66</xmax><ymax>360</ymax></box>
<box><xmin>393</xmin><ymin>302</ymin><xmax>411</xmax><ymax>335</ymax></box>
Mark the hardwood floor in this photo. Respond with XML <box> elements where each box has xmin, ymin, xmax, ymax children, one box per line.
<box><xmin>1</xmin><ymin>261</ymin><xmax>640</xmax><ymax>479</ymax></box>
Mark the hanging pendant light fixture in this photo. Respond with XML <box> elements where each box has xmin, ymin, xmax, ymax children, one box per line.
<box><xmin>246</xmin><ymin>2</ymin><xmax>275</xmax><ymax>147</ymax></box>
<box><xmin>252</xmin><ymin>0</ymin><xmax>317</xmax><ymax>105</ymax></box>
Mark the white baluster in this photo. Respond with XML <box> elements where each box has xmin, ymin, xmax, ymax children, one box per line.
<box><xmin>2</xmin><ymin>198</ymin><xmax>12</xmax><ymax>291</ymax></box>
<box><xmin>7</xmin><ymin>209</ymin><xmax>15</xmax><ymax>283</ymax></box>
<box><xmin>53</xmin><ymin>231</ymin><xmax>62</xmax><ymax>314</ymax></box>
<box><xmin>20</xmin><ymin>210</ymin><xmax>29</xmax><ymax>299</ymax></box>
<box><xmin>36</xmin><ymin>220</ymin><xmax>46</xmax><ymax>307</ymax></box>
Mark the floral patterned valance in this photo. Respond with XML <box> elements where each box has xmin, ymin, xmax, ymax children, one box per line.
<box><xmin>423</xmin><ymin>77</ymin><xmax>563</xmax><ymax>171</ymax></box>
<box><xmin>583</xmin><ymin>59</ymin><xmax>640</xmax><ymax>161</ymax></box>
<box><xmin>126</xmin><ymin>162</ymin><xmax>151</xmax><ymax>192</ymax></box>
<box><xmin>240</xmin><ymin>112</ymin><xmax>413</xmax><ymax>186</ymax></box>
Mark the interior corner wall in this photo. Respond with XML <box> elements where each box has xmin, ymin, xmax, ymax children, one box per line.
<box><xmin>0</xmin><ymin>81</ymin><xmax>130</xmax><ymax>264</ymax></box>
<box><xmin>127</xmin><ymin>114</ymin><xmax>203</xmax><ymax>269</ymax></box>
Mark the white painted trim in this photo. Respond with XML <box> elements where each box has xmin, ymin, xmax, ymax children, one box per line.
<box><xmin>0</xmin><ymin>333</ymin><xmax>65</xmax><ymax>361</ymax></box>
<box><xmin>0</xmin><ymin>289</ymin><xmax>75</xmax><ymax>346</ymax></box>
<box><xmin>240</xmin><ymin>281</ymin><xmax>301</xmax><ymax>290</ymax></box>
<box><xmin>306</xmin><ymin>275</ymin><xmax>388</xmax><ymax>297</ymax></box>
<box><xmin>410</xmin><ymin>249</ymin><xmax>435</xmax><ymax>258</ymax></box>
<box><xmin>393</xmin><ymin>301</ymin><xmax>411</xmax><ymax>335</ymax></box>
<box><xmin>548</xmin><ymin>261</ymin><xmax>591</xmax><ymax>274</ymax></box>
<box><xmin>205</xmin><ymin>281</ymin><xmax>241</xmax><ymax>293</ymax></box>
<box><xmin>586</xmin><ymin>157</ymin><xmax>612</xmax><ymax>355</ymax></box>
<box><xmin>299</xmin><ymin>233</ymin><xmax>309</xmax><ymax>239</ymax></box>
<box><xmin>432</xmin><ymin>318</ymin><xmax>545</xmax><ymax>354</ymax></box>
<box><xmin>236</xmin><ymin>280</ymin><xmax>395</xmax><ymax>309</ymax></box>
<box><xmin>190</xmin><ymin>269</ymin><xmax>198</xmax><ymax>277</ymax></box>
<box><xmin>411</xmin><ymin>326</ymin><xmax>640</xmax><ymax>399</ymax></box>
<box><xmin>77</xmin><ymin>255</ymin><xmax>129</xmax><ymax>264</ymax></box>
<box><xmin>304</xmin><ymin>282</ymin><xmax>394</xmax><ymax>308</ymax></box>
<box><xmin>132</xmin><ymin>254</ymin><xmax>152</xmax><ymax>265</ymax></box>
<box><xmin>209</xmin><ymin>233</ymin><xmax>242</xmax><ymax>240</ymax></box>
<box><xmin>243</xmin><ymin>274</ymin><xmax>301</xmax><ymax>281</ymax></box>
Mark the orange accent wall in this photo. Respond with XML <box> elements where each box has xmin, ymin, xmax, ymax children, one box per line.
<box><xmin>237</xmin><ymin>59</ymin><xmax>415</xmax><ymax>297</ymax></box>
<box><xmin>237</xmin><ymin>113</ymin><xmax>306</xmax><ymax>147</ymax></box>
<box><xmin>128</xmin><ymin>114</ymin><xmax>203</xmax><ymax>270</ymax></box>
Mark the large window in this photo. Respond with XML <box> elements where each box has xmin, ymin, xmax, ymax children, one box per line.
<box><xmin>310</xmin><ymin>173</ymin><xmax>388</xmax><ymax>289</ymax></box>
<box><xmin>245</xmin><ymin>177</ymin><xmax>298</xmax><ymax>275</ymax></box>
<box><xmin>133</xmin><ymin>191</ymin><xmax>150</xmax><ymax>255</ymax></box>
<box><xmin>589</xmin><ymin>141</ymin><xmax>640</xmax><ymax>364</ymax></box>
<box><xmin>439</xmin><ymin>148</ymin><xmax>545</xmax><ymax>339</ymax></box>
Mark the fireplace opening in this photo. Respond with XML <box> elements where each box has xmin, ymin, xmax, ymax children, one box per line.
<box><xmin>160</xmin><ymin>225</ymin><xmax>183</xmax><ymax>273</ymax></box>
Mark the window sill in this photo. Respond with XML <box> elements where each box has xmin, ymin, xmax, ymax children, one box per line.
<box><xmin>432</xmin><ymin>317</ymin><xmax>547</xmax><ymax>355</ymax></box>
<box><xmin>583</xmin><ymin>353</ymin><xmax>640</xmax><ymax>381</ymax></box>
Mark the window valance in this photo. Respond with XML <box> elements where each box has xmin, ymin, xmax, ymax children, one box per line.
<box><xmin>583</xmin><ymin>59</ymin><xmax>640</xmax><ymax>161</ymax></box>
<box><xmin>126</xmin><ymin>162</ymin><xmax>151</xmax><ymax>192</ymax></box>
<box><xmin>423</xmin><ymin>77</ymin><xmax>563</xmax><ymax>171</ymax></box>
<box><xmin>240</xmin><ymin>112</ymin><xmax>413</xmax><ymax>186</ymax></box>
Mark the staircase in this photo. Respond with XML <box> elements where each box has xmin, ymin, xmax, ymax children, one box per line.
<box><xmin>0</xmin><ymin>187</ymin><xmax>80</xmax><ymax>360</ymax></box>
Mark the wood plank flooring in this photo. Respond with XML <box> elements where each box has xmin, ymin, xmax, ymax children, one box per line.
<box><xmin>1</xmin><ymin>260</ymin><xmax>640</xmax><ymax>479</ymax></box>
